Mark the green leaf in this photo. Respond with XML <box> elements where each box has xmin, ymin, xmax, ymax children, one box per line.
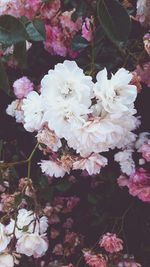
<box><xmin>0</xmin><ymin>58</ymin><xmax>10</xmax><ymax>95</ymax></box>
<box><xmin>55</xmin><ymin>180</ymin><xmax>72</xmax><ymax>192</ymax></box>
<box><xmin>97</xmin><ymin>0</ymin><xmax>131</xmax><ymax>43</ymax></box>
<box><xmin>71</xmin><ymin>1</ymin><xmax>87</xmax><ymax>21</ymax></box>
<box><xmin>72</xmin><ymin>35</ymin><xmax>89</xmax><ymax>51</ymax></box>
<box><xmin>0</xmin><ymin>15</ymin><xmax>27</xmax><ymax>45</ymax></box>
<box><xmin>26</xmin><ymin>19</ymin><xmax>46</xmax><ymax>41</ymax></box>
<box><xmin>14</xmin><ymin>42</ymin><xmax>27</xmax><ymax>68</ymax></box>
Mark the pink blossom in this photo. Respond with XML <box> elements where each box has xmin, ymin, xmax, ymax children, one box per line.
<box><xmin>118</xmin><ymin>168</ymin><xmax>150</xmax><ymax>202</ymax></box>
<box><xmin>143</xmin><ymin>33</ymin><xmax>150</xmax><ymax>56</ymax></box>
<box><xmin>138</xmin><ymin>140</ymin><xmax>150</xmax><ymax>162</ymax></box>
<box><xmin>44</xmin><ymin>10</ymin><xmax>82</xmax><ymax>57</ymax></box>
<box><xmin>53</xmin><ymin>243</ymin><xmax>63</xmax><ymax>255</ymax></box>
<box><xmin>44</xmin><ymin>24</ymin><xmax>67</xmax><ymax>57</ymax></box>
<box><xmin>13</xmin><ymin>77</ymin><xmax>33</xmax><ymax>99</ymax></box>
<box><xmin>82</xmin><ymin>17</ymin><xmax>94</xmax><ymax>42</ymax></box>
<box><xmin>40</xmin><ymin>0</ymin><xmax>60</xmax><ymax>20</ymax></box>
<box><xmin>64</xmin><ymin>232</ymin><xmax>80</xmax><ymax>246</ymax></box>
<box><xmin>83</xmin><ymin>250</ymin><xmax>107</xmax><ymax>267</ymax></box>
<box><xmin>99</xmin><ymin>232</ymin><xmax>123</xmax><ymax>253</ymax></box>
<box><xmin>135</xmin><ymin>63</ymin><xmax>150</xmax><ymax>87</ymax></box>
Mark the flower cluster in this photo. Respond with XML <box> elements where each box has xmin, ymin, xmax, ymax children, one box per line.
<box><xmin>7</xmin><ymin>60</ymin><xmax>138</xmax><ymax>178</ymax></box>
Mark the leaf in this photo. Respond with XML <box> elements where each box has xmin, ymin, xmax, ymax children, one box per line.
<box><xmin>72</xmin><ymin>35</ymin><xmax>89</xmax><ymax>51</ymax></box>
<box><xmin>0</xmin><ymin>15</ymin><xmax>27</xmax><ymax>45</ymax></box>
<box><xmin>14</xmin><ymin>42</ymin><xmax>27</xmax><ymax>68</ymax></box>
<box><xmin>26</xmin><ymin>19</ymin><xmax>46</xmax><ymax>41</ymax></box>
<box><xmin>0</xmin><ymin>58</ymin><xmax>10</xmax><ymax>95</ymax></box>
<box><xmin>71</xmin><ymin>1</ymin><xmax>87</xmax><ymax>21</ymax></box>
<box><xmin>55</xmin><ymin>180</ymin><xmax>72</xmax><ymax>192</ymax></box>
<box><xmin>97</xmin><ymin>0</ymin><xmax>131</xmax><ymax>43</ymax></box>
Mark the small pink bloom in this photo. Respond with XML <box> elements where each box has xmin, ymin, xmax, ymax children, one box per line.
<box><xmin>82</xmin><ymin>17</ymin><xmax>94</xmax><ymax>42</ymax></box>
<box><xmin>135</xmin><ymin>63</ymin><xmax>150</xmax><ymax>88</ymax></box>
<box><xmin>143</xmin><ymin>33</ymin><xmax>150</xmax><ymax>56</ymax></box>
<box><xmin>40</xmin><ymin>0</ymin><xmax>60</xmax><ymax>20</ymax></box>
<box><xmin>117</xmin><ymin>175</ymin><xmax>129</xmax><ymax>187</ymax></box>
<box><xmin>99</xmin><ymin>232</ymin><xmax>123</xmax><ymax>253</ymax></box>
<box><xmin>13</xmin><ymin>76</ymin><xmax>33</xmax><ymax>99</ymax></box>
<box><xmin>83</xmin><ymin>250</ymin><xmax>107</xmax><ymax>267</ymax></box>
<box><xmin>139</xmin><ymin>140</ymin><xmax>150</xmax><ymax>162</ymax></box>
<box><xmin>53</xmin><ymin>243</ymin><xmax>63</xmax><ymax>255</ymax></box>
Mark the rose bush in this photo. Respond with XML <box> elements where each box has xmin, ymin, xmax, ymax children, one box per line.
<box><xmin>0</xmin><ymin>0</ymin><xmax>150</xmax><ymax>266</ymax></box>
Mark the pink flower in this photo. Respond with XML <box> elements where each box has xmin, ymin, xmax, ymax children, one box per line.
<box><xmin>135</xmin><ymin>63</ymin><xmax>150</xmax><ymax>87</ymax></box>
<box><xmin>83</xmin><ymin>250</ymin><xmax>107</xmax><ymax>267</ymax></box>
<box><xmin>44</xmin><ymin>24</ymin><xmax>67</xmax><ymax>57</ymax></box>
<box><xmin>138</xmin><ymin>140</ymin><xmax>150</xmax><ymax>162</ymax></box>
<box><xmin>82</xmin><ymin>17</ymin><xmax>94</xmax><ymax>42</ymax></box>
<box><xmin>99</xmin><ymin>232</ymin><xmax>123</xmax><ymax>253</ymax></box>
<box><xmin>143</xmin><ymin>33</ymin><xmax>150</xmax><ymax>56</ymax></box>
<box><xmin>44</xmin><ymin>10</ymin><xmax>82</xmax><ymax>57</ymax></box>
<box><xmin>13</xmin><ymin>77</ymin><xmax>33</xmax><ymax>99</ymax></box>
<box><xmin>118</xmin><ymin>168</ymin><xmax>150</xmax><ymax>202</ymax></box>
<box><xmin>40</xmin><ymin>0</ymin><xmax>60</xmax><ymax>20</ymax></box>
<box><xmin>117</xmin><ymin>175</ymin><xmax>129</xmax><ymax>187</ymax></box>
<box><xmin>53</xmin><ymin>243</ymin><xmax>63</xmax><ymax>255</ymax></box>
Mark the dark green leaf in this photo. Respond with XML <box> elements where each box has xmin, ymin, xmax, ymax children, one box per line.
<box><xmin>72</xmin><ymin>35</ymin><xmax>89</xmax><ymax>51</ymax></box>
<box><xmin>97</xmin><ymin>0</ymin><xmax>131</xmax><ymax>43</ymax></box>
<box><xmin>0</xmin><ymin>15</ymin><xmax>27</xmax><ymax>45</ymax></box>
<box><xmin>0</xmin><ymin>58</ymin><xmax>10</xmax><ymax>95</ymax></box>
<box><xmin>26</xmin><ymin>19</ymin><xmax>46</xmax><ymax>41</ymax></box>
<box><xmin>55</xmin><ymin>180</ymin><xmax>72</xmax><ymax>192</ymax></box>
<box><xmin>14</xmin><ymin>42</ymin><xmax>27</xmax><ymax>68</ymax></box>
<box><xmin>71</xmin><ymin>1</ymin><xmax>87</xmax><ymax>21</ymax></box>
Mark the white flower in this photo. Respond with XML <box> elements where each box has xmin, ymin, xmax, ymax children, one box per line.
<box><xmin>114</xmin><ymin>149</ymin><xmax>135</xmax><ymax>175</ymax></box>
<box><xmin>0</xmin><ymin>253</ymin><xmax>14</xmax><ymax>267</ymax></box>
<box><xmin>39</xmin><ymin>160</ymin><xmax>67</xmax><ymax>178</ymax></box>
<box><xmin>67</xmin><ymin>111</ymin><xmax>137</xmax><ymax>157</ymax></box>
<box><xmin>6</xmin><ymin>100</ymin><xmax>24</xmax><ymax>123</ymax></box>
<box><xmin>22</xmin><ymin>91</ymin><xmax>45</xmax><ymax>132</ymax></box>
<box><xmin>41</xmin><ymin>60</ymin><xmax>94</xmax><ymax>138</ymax></box>
<box><xmin>36</xmin><ymin>127</ymin><xmax>62</xmax><ymax>152</ymax></box>
<box><xmin>6</xmin><ymin>209</ymin><xmax>48</xmax><ymax>239</ymax></box>
<box><xmin>16</xmin><ymin>233</ymin><xmax>48</xmax><ymax>258</ymax></box>
<box><xmin>73</xmin><ymin>153</ymin><xmax>108</xmax><ymax>175</ymax></box>
<box><xmin>0</xmin><ymin>224</ymin><xmax>11</xmax><ymax>253</ymax></box>
<box><xmin>94</xmin><ymin>68</ymin><xmax>137</xmax><ymax>114</ymax></box>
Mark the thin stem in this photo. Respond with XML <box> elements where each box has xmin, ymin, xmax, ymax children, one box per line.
<box><xmin>0</xmin><ymin>143</ymin><xmax>39</xmax><ymax>170</ymax></box>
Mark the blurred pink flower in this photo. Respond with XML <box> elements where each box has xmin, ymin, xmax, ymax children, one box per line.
<box><xmin>135</xmin><ymin>63</ymin><xmax>150</xmax><ymax>87</ymax></box>
<box><xmin>83</xmin><ymin>250</ymin><xmax>107</xmax><ymax>267</ymax></box>
<box><xmin>138</xmin><ymin>140</ymin><xmax>150</xmax><ymax>162</ymax></box>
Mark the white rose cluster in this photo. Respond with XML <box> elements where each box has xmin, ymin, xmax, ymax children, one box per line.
<box><xmin>7</xmin><ymin>60</ymin><xmax>139</xmax><ymax>177</ymax></box>
<box><xmin>6</xmin><ymin>209</ymin><xmax>48</xmax><ymax>259</ymax></box>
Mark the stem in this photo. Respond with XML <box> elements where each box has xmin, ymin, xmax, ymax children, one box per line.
<box><xmin>27</xmin><ymin>143</ymin><xmax>39</xmax><ymax>179</ymax></box>
<box><xmin>0</xmin><ymin>143</ymin><xmax>39</xmax><ymax>170</ymax></box>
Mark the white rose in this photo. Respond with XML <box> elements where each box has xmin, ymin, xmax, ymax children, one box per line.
<box><xmin>0</xmin><ymin>224</ymin><xmax>11</xmax><ymax>252</ymax></box>
<box><xmin>0</xmin><ymin>253</ymin><xmax>14</xmax><ymax>267</ymax></box>
<box><xmin>16</xmin><ymin>233</ymin><xmax>48</xmax><ymax>258</ymax></box>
